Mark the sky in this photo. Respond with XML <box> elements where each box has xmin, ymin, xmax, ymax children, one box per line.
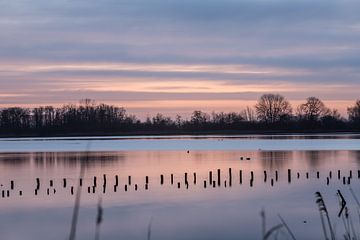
<box><xmin>0</xmin><ymin>0</ymin><xmax>360</xmax><ymax>118</ymax></box>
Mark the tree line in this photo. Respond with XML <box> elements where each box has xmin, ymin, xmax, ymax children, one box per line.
<box><xmin>0</xmin><ymin>95</ymin><xmax>359</xmax><ymax>136</ymax></box>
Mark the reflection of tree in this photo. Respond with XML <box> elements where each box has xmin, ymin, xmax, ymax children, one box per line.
<box><xmin>350</xmin><ymin>151</ymin><xmax>360</xmax><ymax>166</ymax></box>
<box><xmin>0</xmin><ymin>152</ymin><xmax>125</xmax><ymax>169</ymax></box>
<box><xmin>259</xmin><ymin>151</ymin><xmax>292</xmax><ymax>171</ymax></box>
<box><xmin>303</xmin><ymin>151</ymin><xmax>339</xmax><ymax>168</ymax></box>
<box><xmin>55</xmin><ymin>152</ymin><xmax>125</xmax><ymax>168</ymax></box>
<box><xmin>0</xmin><ymin>153</ymin><xmax>29</xmax><ymax>167</ymax></box>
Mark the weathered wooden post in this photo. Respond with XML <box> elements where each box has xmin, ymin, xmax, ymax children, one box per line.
<box><xmin>10</xmin><ymin>180</ymin><xmax>14</xmax><ymax>190</ymax></box>
<box><xmin>160</xmin><ymin>174</ymin><xmax>164</xmax><ymax>185</ymax></box>
<box><xmin>128</xmin><ymin>176</ymin><xmax>131</xmax><ymax>185</ymax></box>
<box><xmin>264</xmin><ymin>170</ymin><xmax>267</xmax><ymax>182</ymax></box>
<box><xmin>115</xmin><ymin>175</ymin><xmax>119</xmax><ymax>186</ymax></box>
<box><xmin>64</xmin><ymin>178</ymin><xmax>67</xmax><ymax>188</ymax></box>
<box><xmin>239</xmin><ymin>170</ymin><xmax>242</xmax><ymax>184</ymax></box>
<box><xmin>170</xmin><ymin>174</ymin><xmax>174</xmax><ymax>185</ymax></box>
<box><xmin>217</xmin><ymin>169</ymin><xmax>221</xmax><ymax>186</ymax></box>
<box><xmin>209</xmin><ymin>171</ymin><xmax>213</xmax><ymax>184</ymax></box>
<box><xmin>193</xmin><ymin>172</ymin><xmax>197</xmax><ymax>185</ymax></box>
<box><xmin>36</xmin><ymin>178</ymin><xmax>40</xmax><ymax>189</ymax></box>
<box><xmin>288</xmin><ymin>169</ymin><xmax>291</xmax><ymax>183</ymax></box>
<box><xmin>228</xmin><ymin>168</ymin><xmax>232</xmax><ymax>187</ymax></box>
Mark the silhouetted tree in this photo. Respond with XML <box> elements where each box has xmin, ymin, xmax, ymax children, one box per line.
<box><xmin>297</xmin><ymin>97</ymin><xmax>329</xmax><ymax>122</ymax></box>
<box><xmin>255</xmin><ymin>94</ymin><xmax>292</xmax><ymax>124</ymax></box>
<box><xmin>241</xmin><ymin>106</ymin><xmax>256</xmax><ymax>122</ymax></box>
<box><xmin>348</xmin><ymin>100</ymin><xmax>360</xmax><ymax>123</ymax></box>
<box><xmin>191</xmin><ymin>110</ymin><xmax>210</xmax><ymax>127</ymax></box>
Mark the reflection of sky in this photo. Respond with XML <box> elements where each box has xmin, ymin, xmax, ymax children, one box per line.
<box><xmin>0</xmin><ymin>148</ymin><xmax>360</xmax><ymax>239</ymax></box>
<box><xmin>1</xmin><ymin>0</ymin><xmax>360</xmax><ymax>117</ymax></box>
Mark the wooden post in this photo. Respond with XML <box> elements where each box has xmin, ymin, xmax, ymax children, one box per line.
<box><xmin>288</xmin><ymin>169</ymin><xmax>291</xmax><ymax>183</ymax></box>
<box><xmin>93</xmin><ymin>176</ymin><xmax>97</xmax><ymax>187</ymax></box>
<box><xmin>80</xmin><ymin>178</ymin><xmax>83</xmax><ymax>186</ymax></box>
<box><xmin>209</xmin><ymin>171</ymin><xmax>213</xmax><ymax>184</ymax></box>
<box><xmin>145</xmin><ymin>176</ymin><xmax>149</xmax><ymax>184</ymax></box>
<box><xmin>135</xmin><ymin>184</ymin><xmax>138</xmax><ymax>191</ymax></box>
<box><xmin>264</xmin><ymin>170</ymin><xmax>267</xmax><ymax>182</ymax></box>
<box><xmin>217</xmin><ymin>169</ymin><xmax>221</xmax><ymax>186</ymax></box>
<box><xmin>306</xmin><ymin>172</ymin><xmax>309</xmax><ymax>179</ymax></box>
<box><xmin>271</xmin><ymin>178</ymin><xmax>274</xmax><ymax>186</ymax></box>
<box><xmin>177</xmin><ymin>182</ymin><xmax>181</xmax><ymax>189</ymax></box>
<box><xmin>160</xmin><ymin>174</ymin><xmax>164</xmax><ymax>185</ymax></box>
<box><xmin>145</xmin><ymin>184</ymin><xmax>148</xmax><ymax>190</ymax></box>
<box><xmin>275</xmin><ymin>171</ymin><xmax>278</xmax><ymax>181</ymax></box>
<box><xmin>329</xmin><ymin>171</ymin><xmax>332</xmax><ymax>179</ymax></box>
<box><xmin>10</xmin><ymin>180</ymin><xmax>14</xmax><ymax>190</ymax></box>
<box><xmin>228</xmin><ymin>168</ymin><xmax>232</xmax><ymax>187</ymax></box>
<box><xmin>193</xmin><ymin>172</ymin><xmax>197</xmax><ymax>185</ymax></box>
<box><xmin>50</xmin><ymin>180</ymin><xmax>53</xmax><ymax>187</ymax></box>
<box><xmin>239</xmin><ymin>170</ymin><xmax>242</xmax><ymax>184</ymax></box>
<box><xmin>297</xmin><ymin>172</ymin><xmax>300</xmax><ymax>179</ymax></box>
<box><xmin>128</xmin><ymin>176</ymin><xmax>131</xmax><ymax>185</ymax></box>
<box><xmin>204</xmin><ymin>180</ymin><xmax>207</xmax><ymax>188</ymax></box>
<box><xmin>338</xmin><ymin>170</ymin><xmax>341</xmax><ymax>180</ymax></box>
<box><xmin>71</xmin><ymin>186</ymin><xmax>74</xmax><ymax>195</ymax></box>
<box><xmin>64</xmin><ymin>178</ymin><xmax>67</xmax><ymax>188</ymax></box>
<box><xmin>185</xmin><ymin>172</ymin><xmax>188</xmax><ymax>184</ymax></box>
<box><xmin>19</xmin><ymin>190</ymin><xmax>22</xmax><ymax>196</ymax></box>
<box><xmin>115</xmin><ymin>175</ymin><xmax>119</xmax><ymax>186</ymax></box>
<box><xmin>350</xmin><ymin>170</ymin><xmax>352</xmax><ymax>179</ymax></box>
<box><xmin>326</xmin><ymin>177</ymin><xmax>329</xmax><ymax>185</ymax></box>
<box><xmin>171</xmin><ymin>174</ymin><xmax>174</xmax><ymax>185</ymax></box>
<box><xmin>36</xmin><ymin>178</ymin><xmax>40</xmax><ymax>189</ymax></box>
<box><xmin>125</xmin><ymin>185</ymin><xmax>128</xmax><ymax>191</ymax></box>
<box><xmin>317</xmin><ymin>171</ymin><xmax>320</xmax><ymax>179</ymax></box>
<box><xmin>103</xmin><ymin>174</ymin><xmax>107</xmax><ymax>185</ymax></box>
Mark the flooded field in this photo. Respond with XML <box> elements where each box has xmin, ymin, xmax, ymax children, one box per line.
<box><xmin>0</xmin><ymin>135</ymin><xmax>360</xmax><ymax>239</ymax></box>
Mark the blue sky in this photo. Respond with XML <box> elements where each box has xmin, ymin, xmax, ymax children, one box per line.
<box><xmin>0</xmin><ymin>0</ymin><xmax>359</xmax><ymax>117</ymax></box>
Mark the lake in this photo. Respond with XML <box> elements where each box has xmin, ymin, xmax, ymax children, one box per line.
<box><xmin>0</xmin><ymin>134</ymin><xmax>360</xmax><ymax>240</ymax></box>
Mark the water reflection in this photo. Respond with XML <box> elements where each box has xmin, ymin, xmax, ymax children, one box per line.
<box><xmin>0</xmin><ymin>149</ymin><xmax>360</xmax><ymax>240</ymax></box>
<box><xmin>259</xmin><ymin>151</ymin><xmax>292</xmax><ymax>170</ymax></box>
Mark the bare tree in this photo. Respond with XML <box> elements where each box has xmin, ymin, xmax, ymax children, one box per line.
<box><xmin>241</xmin><ymin>106</ymin><xmax>256</xmax><ymax>122</ymax></box>
<box><xmin>255</xmin><ymin>94</ymin><xmax>292</xmax><ymax>123</ymax></box>
<box><xmin>348</xmin><ymin>100</ymin><xmax>360</xmax><ymax>123</ymax></box>
<box><xmin>191</xmin><ymin>110</ymin><xmax>210</xmax><ymax>126</ymax></box>
<box><xmin>297</xmin><ymin>97</ymin><xmax>329</xmax><ymax>122</ymax></box>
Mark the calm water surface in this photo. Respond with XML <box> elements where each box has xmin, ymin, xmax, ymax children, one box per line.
<box><xmin>0</xmin><ymin>135</ymin><xmax>360</xmax><ymax>240</ymax></box>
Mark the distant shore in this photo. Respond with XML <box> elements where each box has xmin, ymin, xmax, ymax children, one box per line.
<box><xmin>1</xmin><ymin>129</ymin><xmax>359</xmax><ymax>139</ymax></box>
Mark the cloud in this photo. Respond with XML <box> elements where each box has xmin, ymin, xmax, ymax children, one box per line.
<box><xmin>0</xmin><ymin>0</ymin><xmax>359</xmax><ymax>116</ymax></box>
